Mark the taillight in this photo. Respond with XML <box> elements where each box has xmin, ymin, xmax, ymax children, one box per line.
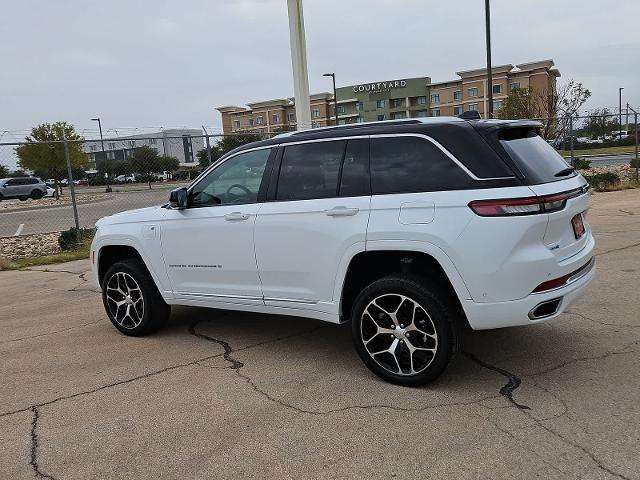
<box><xmin>469</xmin><ymin>192</ymin><xmax>571</xmax><ymax>217</ymax></box>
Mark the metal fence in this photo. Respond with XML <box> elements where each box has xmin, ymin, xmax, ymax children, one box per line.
<box><xmin>0</xmin><ymin>132</ymin><xmax>276</xmax><ymax>242</ymax></box>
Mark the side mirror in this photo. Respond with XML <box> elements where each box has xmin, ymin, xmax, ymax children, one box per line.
<box><xmin>169</xmin><ymin>187</ymin><xmax>188</xmax><ymax>209</ymax></box>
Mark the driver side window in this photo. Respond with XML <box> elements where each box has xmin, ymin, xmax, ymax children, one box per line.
<box><xmin>190</xmin><ymin>148</ymin><xmax>271</xmax><ymax>207</ymax></box>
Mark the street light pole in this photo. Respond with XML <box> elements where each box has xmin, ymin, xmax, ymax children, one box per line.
<box><xmin>485</xmin><ymin>0</ymin><xmax>493</xmax><ymax>119</ymax></box>
<box><xmin>287</xmin><ymin>0</ymin><xmax>312</xmax><ymax>130</ymax></box>
<box><xmin>323</xmin><ymin>73</ymin><xmax>338</xmax><ymax>126</ymax></box>
<box><xmin>91</xmin><ymin>117</ymin><xmax>111</xmax><ymax>192</ymax></box>
<box><xmin>619</xmin><ymin>87</ymin><xmax>624</xmax><ymax>137</ymax></box>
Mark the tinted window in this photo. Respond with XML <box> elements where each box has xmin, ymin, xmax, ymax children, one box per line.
<box><xmin>190</xmin><ymin>148</ymin><xmax>270</xmax><ymax>206</ymax></box>
<box><xmin>370</xmin><ymin>136</ymin><xmax>472</xmax><ymax>194</ymax></box>
<box><xmin>277</xmin><ymin>141</ymin><xmax>345</xmax><ymax>201</ymax></box>
<box><xmin>28</xmin><ymin>178</ymin><xmax>39</xmax><ymax>184</ymax></box>
<box><xmin>339</xmin><ymin>139</ymin><xmax>369</xmax><ymax>197</ymax></box>
<box><xmin>499</xmin><ymin>128</ymin><xmax>575</xmax><ymax>184</ymax></box>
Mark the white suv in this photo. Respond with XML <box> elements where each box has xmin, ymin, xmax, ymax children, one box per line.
<box><xmin>91</xmin><ymin>117</ymin><xmax>595</xmax><ymax>385</ymax></box>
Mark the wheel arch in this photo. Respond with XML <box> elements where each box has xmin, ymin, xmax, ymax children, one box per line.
<box><xmin>338</xmin><ymin>243</ymin><xmax>472</xmax><ymax>324</ymax></box>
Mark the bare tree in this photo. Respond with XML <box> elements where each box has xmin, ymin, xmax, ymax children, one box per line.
<box><xmin>499</xmin><ymin>80</ymin><xmax>591</xmax><ymax>140</ymax></box>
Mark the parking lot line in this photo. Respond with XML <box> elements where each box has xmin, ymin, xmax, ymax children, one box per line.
<box><xmin>13</xmin><ymin>223</ymin><xmax>24</xmax><ymax>236</ymax></box>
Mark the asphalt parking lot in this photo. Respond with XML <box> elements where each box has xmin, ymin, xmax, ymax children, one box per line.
<box><xmin>1</xmin><ymin>189</ymin><xmax>639</xmax><ymax>480</ymax></box>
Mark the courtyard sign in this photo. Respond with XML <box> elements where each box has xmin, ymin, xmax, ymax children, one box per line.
<box><xmin>353</xmin><ymin>80</ymin><xmax>407</xmax><ymax>94</ymax></box>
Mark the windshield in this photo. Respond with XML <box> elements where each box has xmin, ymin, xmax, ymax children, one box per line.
<box><xmin>499</xmin><ymin>128</ymin><xmax>575</xmax><ymax>184</ymax></box>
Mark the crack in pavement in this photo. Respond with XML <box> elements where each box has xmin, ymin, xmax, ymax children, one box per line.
<box><xmin>0</xmin><ymin>320</ymin><xmax>103</xmax><ymax>345</ymax></box>
<box><xmin>565</xmin><ymin>310</ymin><xmax>640</xmax><ymax>329</ymax></box>
<box><xmin>30</xmin><ymin>407</ymin><xmax>56</xmax><ymax>480</ymax></box>
<box><xmin>188</xmin><ymin>318</ymin><xmax>499</xmax><ymax>416</ymax></box>
<box><xmin>595</xmin><ymin>241</ymin><xmax>640</xmax><ymax>257</ymax></box>
<box><xmin>461</xmin><ymin>351</ymin><xmax>531</xmax><ymax>410</ymax></box>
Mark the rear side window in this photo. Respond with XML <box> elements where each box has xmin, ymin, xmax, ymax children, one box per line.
<box><xmin>276</xmin><ymin>141</ymin><xmax>345</xmax><ymax>201</ymax></box>
<box><xmin>339</xmin><ymin>139</ymin><xmax>369</xmax><ymax>197</ymax></box>
<box><xmin>370</xmin><ymin>136</ymin><xmax>471</xmax><ymax>194</ymax></box>
<box><xmin>499</xmin><ymin>128</ymin><xmax>574</xmax><ymax>184</ymax></box>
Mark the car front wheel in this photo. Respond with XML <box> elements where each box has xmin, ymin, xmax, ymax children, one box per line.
<box><xmin>102</xmin><ymin>259</ymin><xmax>170</xmax><ymax>336</ymax></box>
<box><xmin>31</xmin><ymin>189</ymin><xmax>44</xmax><ymax>199</ymax></box>
<box><xmin>351</xmin><ymin>275</ymin><xmax>457</xmax><ymax>386</ymax></box>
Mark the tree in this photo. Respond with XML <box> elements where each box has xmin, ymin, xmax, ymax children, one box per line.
<box><xmin>498</xmin><ymin>80</ymin><xmax>591</xmax><ymax>140</ymax></box>
<box><xmin>582</xmin><ymin>108</ymin><xmax>619</xmax><ymax>139</ymax></box>
<box><xmin>158</xmin><ymin>155</ymin><xmax>179</xmax><ymax>173</ymax></box>
<box><xmin>0</xmin><ymin>164</ymin><xmax>9</xmax><ymax>178</ymax></box>
<box><xmin>15</xmin><ymin>122</ymin><xmax>88</xmax><ymax>198</ymax></box>
<box><xmin>196</xmin><ymin>133</ymin><xmax>262</xmax><ymax>170</ymax></box>
<box><xmin>129</xmin><ymin>146</ymin><xmax>161</xmax><ymax>189</ymax></box>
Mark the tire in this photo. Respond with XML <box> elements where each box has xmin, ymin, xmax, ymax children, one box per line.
<box><xmin>31</xmin><ymin>189</ymin><xmax>44</xmax><ymax>199</ymax></box>
<box><xmin>351</xmin><ymin>274</ymin><xmax>457</xmax><ymax>386</ymax></box>
<box><xmin>101</xmin><ymin>259</ymin><xmax>170</xmax><ymax>336</ymax></box>
<box><xmin>18</xmin><ymin>195</ymin><xmax>28</xmax><ymax>201</ymax></box>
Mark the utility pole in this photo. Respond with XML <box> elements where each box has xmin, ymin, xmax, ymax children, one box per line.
<box><xmin>323</xmin><ymin>73</ymin><xmax>338</xmax><ymax>126</ymax></box>
<box><xmin>287</xmin><ymin>0</ymin><xmax>312</xmax><ymax>131</ymax></box>
<box><xmin>619</xmin><ymin>87</ymin><xmax>624</xmax><ymax>138</ymax></box>
<box><xmin>628</xmin><ymin>103</ymin><xmax>639</xmax><ymax>183</ymax></box>
<box><xmin>91</xmin><ymin>117</ymin><xmax>111</xmax><ymax>192</ymax></box>
<box><xmin>63</xmin><ymin>132</ymin><xmax>81</xmax><ymax>242</ymax></box>
<box><xmin>485</xmin><ymin>0</ymin><xmax>493</xmax><ymax>119</ymax></box>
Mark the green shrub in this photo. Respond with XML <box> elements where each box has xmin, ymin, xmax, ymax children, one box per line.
<box><xmin>58</xmin><ymin>227</ymin><xmax>95</xmax><ymax>250</ymax></box>
<box><xmin>572</xmin><ymin>157</ymin><xmax>591</xmax><ymax>170</ymax></box>
<box><xmin>582</xmin><ymin>172</ymin><xmax>621</xmax><ymax>191</ymax></box>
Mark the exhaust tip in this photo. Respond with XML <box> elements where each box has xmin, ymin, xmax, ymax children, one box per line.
<box><xmin>529</xmin><ymin>298</ymin><xmax>562</xmax><ymax>320</ymax></box>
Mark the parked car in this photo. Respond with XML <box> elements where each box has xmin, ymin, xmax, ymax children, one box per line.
<box><xmin>0</xmin><ymin>177</ymin><xmax>48</xmax><ymax>201</ymax></box>
<box><xmin>44</xmin><ymin>187</ymin><xmax>57</xmax><ymax>197</ymax></box>
<box><xmin>91</xmin><ymin>117</ymin><xmax>595</xmax><ymax>386</ymax></box>
<box><xmin>115</xmin><ymin>174</ymin><xmax>136</xmax><ymax>183</ymax></box>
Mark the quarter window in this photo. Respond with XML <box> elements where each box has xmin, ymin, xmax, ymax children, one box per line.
<box><xmin>370</xmin><ymin>136</ymin><xmax>471</xmax><ymax>194</ymax></box>
<box><xmin>276</xmin><ymin>141</ymin><xmax>345</xmax><ymax>201</ymax></box>
<box><xmin>190</xmin><ymin>148</ymin><xmax>271</xmax><ymax>207</ymax></box>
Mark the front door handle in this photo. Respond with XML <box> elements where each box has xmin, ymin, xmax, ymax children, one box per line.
<box><xmin>224</xmin><ymin>212</ymin><xmax>250</xmax><ymax>221</ymax></box>
<box><xmin>324</xmin><ymin>206</ymin><xmax>359</xmax><ymax>217</ymax></box>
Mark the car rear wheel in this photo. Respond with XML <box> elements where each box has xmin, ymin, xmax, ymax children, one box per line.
<box><xmin>31</xmin><ymin>189</ymin><xmax>44</xmax><ymax>199</ymax></box>
<box><xmin>351</xmin><ymin>275</ymin><xmax>457</xmax><ymax>386</ymax></box>
<box><xmin>102</xmin><ymin>259</ymin><xmax>170</xmax><ymax>336</ymax></box>
<box><xmin>18</xmin><ymin>195</ymin><xmax>28</xmax><ymax>201</ymax></box>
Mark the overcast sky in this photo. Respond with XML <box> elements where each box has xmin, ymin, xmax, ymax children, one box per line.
<box><xmin>0</xmin><ymin>0</ymin><xmax>638</xmax><ymax>141</ymax></box>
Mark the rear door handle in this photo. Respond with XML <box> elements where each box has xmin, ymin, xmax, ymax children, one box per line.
<box><xmin>224</xmin><ymin>212</ymin><xmax>250</xmax><ymax>221</ymax></box>
<box><xmin>325</xmin><ymin>206</ymin><xmax>359</xmax><ymax>217</ymax></box>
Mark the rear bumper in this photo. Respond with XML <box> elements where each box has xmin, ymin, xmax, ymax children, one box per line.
<box><xmin>462</xmin><ymin>258</ymin><xmax>595</xmax><ymax>330</ymax></box>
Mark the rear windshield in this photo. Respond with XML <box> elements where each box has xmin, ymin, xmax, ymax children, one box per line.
<box><xmin>499</xmin><ymin>128</ymin><xmax>575</xmax><ymax>184</ymax></box>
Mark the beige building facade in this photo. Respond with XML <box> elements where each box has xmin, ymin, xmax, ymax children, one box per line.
<box><xmin>217</xmin><ymin>59</ymin><xmax>560</xmax><ymax>135</ymax></box>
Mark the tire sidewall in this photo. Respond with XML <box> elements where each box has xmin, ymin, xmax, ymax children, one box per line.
<box><xmin>351</xmin><ymin>276</ymin><xmax>454</xmax><ymax>386</ymax></box>
<box><xmin>101</xmin><ymin>260</ymin><xmax>167</xmax><ymax>336</ymax></box>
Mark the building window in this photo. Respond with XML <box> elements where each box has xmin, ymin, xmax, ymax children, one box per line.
<box><xmin>312</xmin><ymin>121</ymin><xmax>321</xmax><ymax>128</ymax></box>
<box><xmin>149</xmin><ymin>138</ymin><xmax>156</xmax><ymax>145</ymax></box>
<box><xmin>356</xmin><ymin>101</ymin><xmax>363</xmax><ymax>111</ymax></box>
<box><xmin>510</xmin><ymin>82</ymin><xmax>520</xmax><ymax>91</ymax></box>
<box><xmin>107</xmin><ymin>151</ymin><xmax>115</xmax><ymax>160</ymax></box>
<box><xmin>108</xmin><ymin>142</ymin><xmax>116</xmax><ymax>149</ymax></box>
<box><xmin>127</xmin><ymin>140</ymin><xmax>135</xmax><ymax>147</ymax></box>
<box><xmin>89</xmin><ymin>144</ymin><xmax>97</xmax><ymax>151</ymax></box>
<box><xmin>312</xmin><ymin>109</ymin><xmax>320</xmax><ymax>118</ymax></box>
<box><xmin>376</xmin><ymin>99</ymin><xmax>385</xmax><ymax>109</ymax></box>
<box><xmin>468</xmin><ymin>87</ymin><xmax>478</xmax><ymax>97</ymax></box>
<box><xmin>233</xmin><ymin>120</ymin><xmax>241</xmax><ymax>130</ymax></box>
<box><xmin>416</xmin><ymin>96</ymin><xmax>426</xmax><ymax>105</ymax></box>
<box><xmin>272</xmin><ymin>114</ymin><xmax>280</xmax><ymax>124</ymax></box>
<box><xmin>453</xmin><ymin>106</ymin><xmax>463</xmax><ymax>115</ymax></box>
<box><xmin>287</xmin><ymin>113</ymin><xmax>295</xmax><ymax>123</ymax></box>
<box><xmin>356</xmin><ymin>116</ymin><xmax>364</xmax><ymax>123</ymax></box>
<box><xmin>338</xmin><ymin>119</ymin><xmax>346</xmax><ymax>125</ymax></box>
<box><xmin>468</xmin><ymin>103</ymin><xmax>478</xmax><ymax>111</ymax></box>
<box><xmin>392</xmin><ymin>112</ymin><xmax>406</xmax><ymax>120</ymax></box>
<box><xmin>493</xmin><ymin>84</ymin><xmax>502</xmax><ymax>94</ymax></box>
<box><xmin>249</xmin><ymin>119</ymin><xmax>254</xmax><ymax>127</ymax></box>
<box><xmin>256</xmin><ymin>116</ymin><xmax>263</xmax><ymax>125</ymax></box>
<box><xmin>430</xmin><ymin>94</ymin><xmax>440</xmax><ymax>103</ymax></box>
<box><xmin>430</xmin><ymin>108</ymin><xmax>440</xmax><ymax>117</ymax></box>
<box><xmin>377</xmin><ymin>114</ymin><xmax>386</xmax><ymax>121</ymax></box>
<box><xmin>390</xmin><ymin>98</ymin><xmax>403</xmax><ymax>108</ymax></box>
<box><xmin>453</xmin><ymin>90</ymin><xmax>462</xmax><ymax>101</ymax></box>
<box><xmin>493</xmin><ymin>100</ymin><xmax>503</xmax><ymax>111</ymax></box>
<box><xmin>337</xmin><ymin>105</ymin><xmax>345</xmax><ymax>114</ymax></box>
<box><xmin>416</xmin><ymin>110</ymin><xmax>428</xmax><ymax>117</ymax></box>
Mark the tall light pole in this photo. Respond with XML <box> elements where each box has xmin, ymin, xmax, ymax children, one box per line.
<box><xmin>619</xmin><ymin>87</ymin><xmax>624</xmax><ymax>137</ymax></box>
<box><xmin>91</xmin><ymin>117</ymin><xmax>111</xmax><ymax>192</ymax></box>
<box><xmin>485</xmin><ymin>0</ymin><xmax>494</xmax><ymax>119</ymax></box>
<box><xmin>323</xmin><ymin>73</ymin><xmax>338</xmax><ymax>126</ymax></box>
<box><xmin>287</xmin><ymin>0</ymin><xmax>312</xmax><ymax>130</ymax></box>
